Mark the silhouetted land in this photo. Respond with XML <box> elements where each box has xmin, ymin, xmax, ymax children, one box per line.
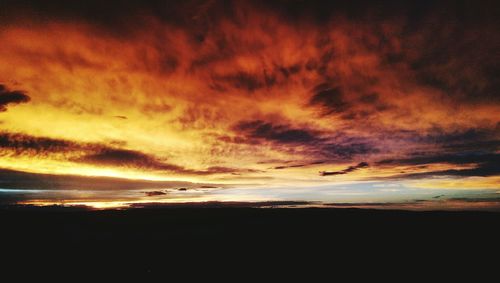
<box><xmin>1</xmin><ymin>203</ymin><xmax>499</xmax><ymax>277</ymax></box>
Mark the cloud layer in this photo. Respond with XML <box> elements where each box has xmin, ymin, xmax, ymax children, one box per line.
<box><xmin>0</xmin><ymin>0</ymin><xmax>498</xmax><ymax>193</ymax></box>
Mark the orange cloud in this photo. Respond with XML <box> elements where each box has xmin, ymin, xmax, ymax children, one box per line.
<box><xmin>0</xmin><ymin>0</ymin><xmax>498</xmax><ymax>195</ymax></box>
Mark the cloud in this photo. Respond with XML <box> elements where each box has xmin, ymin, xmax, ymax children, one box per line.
<box><xmin>397</xmin><ymin>165</ymin><xmax>500</xmax><ymax>179</ymax></box>
<box><xmin>309</xmin><ymin>84</ymin><xmax>348</xmax><ymax>115</ymax></box>
<box><xmin>0</xmin><ymin>168</ymin><xmax>197</xmax><ymax>190</ymax></box>
<box><xmin>215</xmin><ymin>72</ymin><xmax>265</xmax><ymax>92</ymax></box>
<box><xmin>320</xmin><ymin>162</ymin><xmax>369</xmax><ymax>176</ymax></box>
<box><xmin>377</xmin><ymin>153</ymin><xmax>498</xmax><ymax>167</ymax></box>
<box><xmin>77</xmin><ymin>148</ymin><xmax>262</xmax><ymax>176</ymax></box>
<box><xmin>432</xmin><ymin>126</ymin><xmax>500</xmax><ymax>153</ymax></box>
<box><xmin>143</xmin><ymin>190</ymin><xmax>167</xmax><ymax>197</ymax></box>
<box><xmin>418</xmin><ymin>128</ymin><xmax>499</xmax><ymax>146</ymax></box>
<box><xmin>273</xmin><ymin>160</ymin><xmax>325</xmax><ymax>170</ymax></box>
<box><xmin>358</xmin><ymin>92</ymin><xmax>380</xmax><ymax>104</ymax></box>
<box><xmin>0</xmin><ymin>0</ymin><xmax>499</xmax><ymax>189</ymax></box>
<box><xmin>201</xmin><ymin>166</ymin><xmax>262</xmax><ymax>175</ymax></box>
<box><xmin>77</xmin><ymin>148</ymin><xmax>186</xmax><ymax>171</ymax></box>
<box><xmin>274</xmin><ymin>164</ymin><xmax>305</xmax><ymax>170</ymax></box>
<box><xmin>0</xmin><ymin>132</ymin><xmax>196</xmax><ymax>173</ymax></box>
<box><xmin>406</xmin><ymin>18</ymin><xmax>500</xmax><ymax>104</ymax></box>
<box><xmin>370</xmin><ymin>126</ymin><xmax>499</xmax><ymax>179</ymax></box>
<box><xmin>0</xmin><ymin>131</ymin><xmax>258</xmax><ymax>176</ymax></box>
<box><xmin>0</xmin><ymin>131</ymin><xmax>83</xmax><ymax>154</ymax></box>
<box><xmin>234</xmin><ymin>120</ymin><xmax>321</xmax><ymax>144</ymax></box>
<box><xmin>377</xmin><ymin>153</ymin><xmax>500</xmax><ymax>178</ymax></box>
<box><xmin>199</xmin><ymin>185</ymin><xmax>218</xmax><ymax>189</ymax></box>
<box><xmin>0</xmin><ymin>85</ymin><xmax>30</xmax><ymax>112</ymax></box>
<box><xmin>319</xmin><ymin>143</ymin><xmax>375</xmax><ymax>160</ymax></box>
<box><xmin>229</xmin><ymin>119</ymin><xmax>377</xmax><ymax>162</ymax></box>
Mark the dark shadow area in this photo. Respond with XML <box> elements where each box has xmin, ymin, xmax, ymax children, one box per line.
<box><xmin>1</xmin><ymin>205</ymin><xmax>499</xmax><ymax>277</ymax></box>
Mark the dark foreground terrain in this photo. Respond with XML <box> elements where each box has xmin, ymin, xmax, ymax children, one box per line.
<box><xmin>1</xmin><ymin>204</ymin><xmax>499</xmax><ymax>277</ymax></box>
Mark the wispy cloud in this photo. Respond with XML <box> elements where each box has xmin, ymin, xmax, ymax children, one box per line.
<box><xmin>320</xmin><ymin>162</ymin><xmax>369</xmax><ymax>176</ymax></box>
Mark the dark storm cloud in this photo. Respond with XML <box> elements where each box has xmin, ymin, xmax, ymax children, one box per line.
<box><xmin>235</xmin><ymin>120</ymin><xmax>321</xmax><ymax>144</ymax></box>
<box><xmin>320</xmin><ymin>162</ymin><xmax>369</xmax><ymax>176</ymax></box>
<box><xmin>0</xmin><ymin>85</ymin><xmax>31</xmax><ymax>112</ymax></box>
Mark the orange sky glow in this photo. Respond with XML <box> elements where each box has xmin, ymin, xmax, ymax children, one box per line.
<box><xmin>0</xmin><ymin>0</ymin><xmax>499</xmax><ymax>209</ymax></box>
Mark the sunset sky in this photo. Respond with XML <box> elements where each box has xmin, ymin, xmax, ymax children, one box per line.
<box><xmin>0</xmin><ymin>0</ymin><xmax>499</xmax><ymax>209</ymax></box>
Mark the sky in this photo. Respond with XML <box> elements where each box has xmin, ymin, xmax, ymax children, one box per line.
<box><xmin>0</xmin><ymin>0</ymin><xmax>499</xmax><ymax>209</ymax></box>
